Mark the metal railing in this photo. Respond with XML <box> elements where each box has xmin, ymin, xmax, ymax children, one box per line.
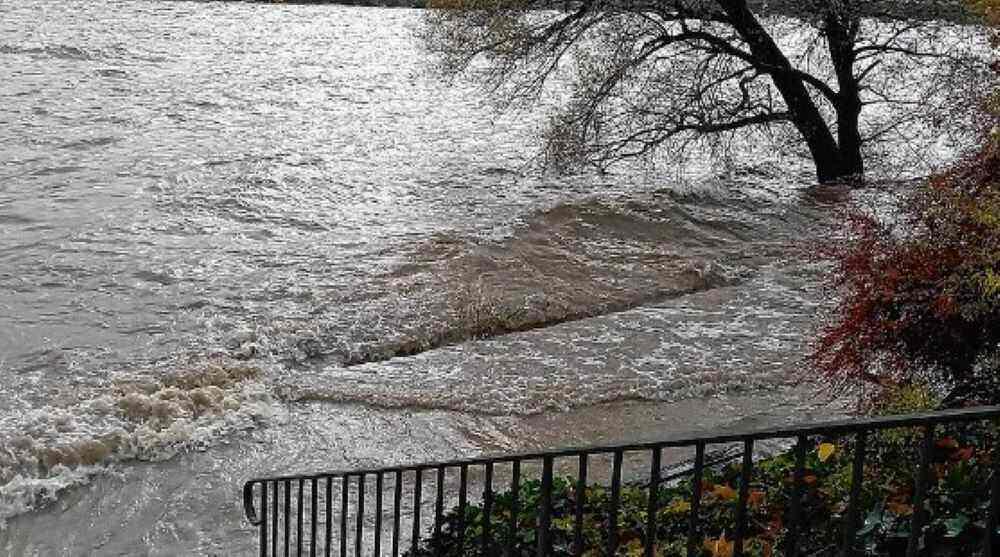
<box><xmin>244</xmin><ymin>405</ymin><xmax>1000</xmax><ymax>556</ymax></box>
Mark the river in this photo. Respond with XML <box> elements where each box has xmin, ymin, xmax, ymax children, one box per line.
<box><xmin>0</xmin><ymin>1</ymin><xmax>973</xmax><ymax>554</ymax></box>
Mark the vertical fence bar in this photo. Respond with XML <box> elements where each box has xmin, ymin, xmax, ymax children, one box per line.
<box><xmin>392</xmin><ymin>471</ymin><xmax>402</xmax><ymax>557</ymax></box>
<box><xmin>324</xmin><ymin>478</ymin><xmax>332</xmax><ymax>557</ymax></box>
<box><xmin>906</xmin><ymin>426</ymin><xmax>935</xmax><ymax>557</ymax></box>
<box><xmin>375</xmin><ymin>472</ymin><xmax>384</xmax><ymax>557</ymax></box>
<box><xmin>645</xmin><ymin>447</ymin><xmax>662</xmax><ymax>557</ymax></box>
<box><xmin>412</xmin><ymin>468</ymin><xmax>423</xmax><ymax>556</ymax></box>
<box><xmin>538</xmin><ymin>456</ymin><xmax>554</xmax><ymax>556</ymax></box>
<box><xmin>507</xmin><ymin>459</ymin><xmax>521</xmax><ymax>557</ymax></box>
<box><xmin>260</xmin><ymin>482</ymin><xmax>269</xmax><ymax>557</ymax></box>
<box><xmin>311</xmin><ymin>478</ymin><xmax>318</xmax><ymax>557</ymax></box>
<box><xmin>842</xmin><ymin>432</ymin><xmax>867</xmax><ymax>557</ymax></box>
<box><xmin>297</xmin><ymin>479</ymin><xmax>305</xmax><ymax>556</ymax></box>
<box><xmin>341</xmin><ymin>476</ymin><xmax>349</xmax><ymax>557</ymax></box>
<box><xmin>273</xmin><ymin>481</ymin><xmax>280</xmax><ymax>557</ymax></box>
<box><xmin>608</xmin><ymin>450</ymin><xmax>623</xmax><ymax>555</ymax></box>
<box><xmin>483</xmin><ymin>462</ymin><xmax>494</xmax><ymax>555</ymax></box>
<box><xmin>734</xmin><ymin>439</ymin><xmax>754</xmax><ymax>557</ymax></box>
<box><xmin>687</xmin><ymin>442</ymin><xmax>706</xmax><ymax>557</ymax></box>
<box><xmin>987</xmin><ymin>429</ymin><xmax>1000</xmax><ymax>557</ymax></box>
<box><xmin>435</xmin><ymin>466</ymin><xmax>445</xmax><ymax>555</ymax></box>
<box><xmin>574</xmin><ymin>453</ymin><xmax>588</xmax><ymax>557</ymax></box>
<box><xmin>458</xmin><ymin>464</ymin><xmax>468</xmax><ymax>555</ymax></box>
<box><xmin>285</xmin><ymin>479</ymin><xmax>292</xmax><ymax>557</ymax></box>
<box><xmin>356</xmin><ymin>474</ymin><xmax>365</xmax><ymax>557</ymax></box>
<box><xmin>786</xmin><ymin>436</ymin><xmax>808</xmax><ymax>557</ymax></box>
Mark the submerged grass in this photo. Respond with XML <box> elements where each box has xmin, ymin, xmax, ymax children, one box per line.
<box><xmin>344</xmin><ymin>267</ymin><xmax>732</xmax><ymax>367</ymax></box>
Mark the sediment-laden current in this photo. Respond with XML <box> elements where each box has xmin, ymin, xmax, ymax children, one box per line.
<box><xmin>0</xmin><ymin>1</ymin><xmax>975</xmax><ymax>554</ymax></box>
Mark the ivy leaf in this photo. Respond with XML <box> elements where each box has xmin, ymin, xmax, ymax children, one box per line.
<box><xmin>944</xmin><ymin>514</ymin><xmax>969</xmax><ymax>537</ymax></box>
<box><xmin>857</xmin><ymin>500</ymin><xmax>885</xmax><ymax>538</ymax></box>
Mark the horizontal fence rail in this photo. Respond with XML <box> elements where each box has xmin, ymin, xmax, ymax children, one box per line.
<box><xmin>244</xmin><ymin>405</ymin><xmax>1000</xmax><ymax>556</ymax></box>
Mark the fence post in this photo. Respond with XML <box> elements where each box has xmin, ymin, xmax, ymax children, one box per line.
<box><xmin>538</xmin><ymin>456</ymin><xmax>554</xmax><ymax>556</ymax></box>
<box><xmin>906</xmin><ymin>426</ymin><xmax>936</xmax><ymax>557</ymax></box>
<box><xmin>842</xmin><ymin>431</ymin><xmax>867</xmax><ymax>557</ymax></box>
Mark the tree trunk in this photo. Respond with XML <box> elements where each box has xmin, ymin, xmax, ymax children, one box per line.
<box><xmin>812</xmin><ymin>95</ymin><xmax>865</xmax><ymax>184</ymax></box>
<box><xmin>833</xmin><ymin>96</ymin><xmax>865</xmax><ymax>182</ymax></box>
<box><xmin>721</xmin><ymin>0</ymin><xmax>862</xmax><ymax>184</ymax></box>
<box><xmin>811</xmin><ymin>145</ymin><xmax>859</xmax><ymax>185</ymax></box>
<box><xmin>825</xmin><ymin>2</ymin><xmax>865</xmax><ymax>184</ymax></box>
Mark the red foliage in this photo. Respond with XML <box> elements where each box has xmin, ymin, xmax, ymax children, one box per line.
<box><xmin>812</xmin><ymin>128</ymin><xmax>1000</xmax><ymax>400</ymax></box>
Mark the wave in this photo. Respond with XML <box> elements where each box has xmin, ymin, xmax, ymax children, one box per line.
<box><xmin>0</xmin><ymin>44</ymin><xmax>96</xmax><ymax>61</ymax></box>
<box><xmin>59</xmin><ymin>136</ymin><xmax>121</xmax><ymax>150</ymax></box>
<box><xmin>0</xmin><ymin>185</ymin><xmax>826</xmax><ymax>527</ymax></box>
<box><xmin>341</xmin><ymin>260</ymin><xmax>738</xmax><ymax>366</ymax></box>
<box><xmin>0</xmin><ymin>361</ymin><xmax>282</xmax><ymax>528</ymax></box>
<box><xmin>329</xmin><ymin>191</ymin><xmax>816</xmax><ymax>367</ymax></box>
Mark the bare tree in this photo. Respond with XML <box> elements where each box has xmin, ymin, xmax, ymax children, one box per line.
<box><xmin>422</xmin><ymin>0</ymin><xmax>989</xmax><ymax>183</ymax></box>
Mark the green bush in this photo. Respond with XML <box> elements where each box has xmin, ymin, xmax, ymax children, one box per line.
<box><xmin>405</xmin><ymin>430</ymin><xmax>998</xmax><ymax>556</ymax></box>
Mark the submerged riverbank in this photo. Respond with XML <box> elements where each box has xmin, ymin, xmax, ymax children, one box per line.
<box><xmin>0</xmin><ymin>387</ymin><xmax>843</xmax><ymax>554</ymax></box>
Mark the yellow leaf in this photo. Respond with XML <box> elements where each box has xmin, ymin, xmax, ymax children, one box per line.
<box><xmin>665</xmin><ymin>498</ymin><xmax>692</xmax><ymax>514</ymax></box>
<box><xmin>818</xmin><ymin>443</ymin><xmax>836</xmax><ymax>462</ymax></box>
<box><xmin>712</xmin><ymin>484</ymin><xmax>738</xmax><ymax>501</ymax></box>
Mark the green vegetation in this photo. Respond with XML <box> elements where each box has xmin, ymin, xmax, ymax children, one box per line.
<box><xmin>405</xmin><ymin>425</ymin><xmax>997</xmax><ymax>556</ymax></box>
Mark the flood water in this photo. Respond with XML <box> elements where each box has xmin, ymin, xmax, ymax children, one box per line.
<box><xmin>0</xmin><ymin>1</ymin><xmax>968</xmax><ymax>554</ymax></box>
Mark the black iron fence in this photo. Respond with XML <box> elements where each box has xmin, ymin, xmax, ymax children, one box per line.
<box><xmin>244</xmin><ymin>405</ymin><xmax>1000</xmax><ymax>556</ymax></box>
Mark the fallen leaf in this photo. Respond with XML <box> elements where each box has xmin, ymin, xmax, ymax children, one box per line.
<box><xmin>665</xmin><ymin>498</ymin><xmax>692</xmax><ymax>514</ymax></box>
<box><xmin>953</xmin><ymin>447</ymin><xmax>974</xmax><ymax>461</ymax></box>
<box><xmin>704</xmin><ymin>534</ymin><xmax>734</xmax><ymax>557</ymax></box>
<box><xmin>936</xmin><ymin>437</ymin><xmax>959</xmax><ymax>450</ymax></box>
<box><xmin>886</xmin><ymin>501</ymin><xmax>914</xmax><ymax>516</ymax></box>
<box><xmin>712</xmin><ymin>484</ymin><xmax>738</xmax><ymax>501</ymax></box>
<box><xmin>818</xmin><ymin>443</ymin><xmax>837</xmax><ymax>462</ymax></box>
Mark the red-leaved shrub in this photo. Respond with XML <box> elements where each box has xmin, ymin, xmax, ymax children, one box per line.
<box><xmin>813</xmin><ymin>114</ymin><xmax>1000</xmax><ymax>404</ymax></box>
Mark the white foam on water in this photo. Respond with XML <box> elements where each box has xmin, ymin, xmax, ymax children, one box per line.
<box><xmin>0</xmin><ymin>363</ymin><xmax>286</xmax><ymax>528</ymax></box>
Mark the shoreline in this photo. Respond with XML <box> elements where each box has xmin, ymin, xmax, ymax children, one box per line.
<box><xmin>237</xmin><ymin>0</ymin><xmax>972</xmax><ymax>23</ymax></box>
<box><xmin>0</xmin><ymin>385</ymin><xmax>845</xmax><ymax>554</ymax></box>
